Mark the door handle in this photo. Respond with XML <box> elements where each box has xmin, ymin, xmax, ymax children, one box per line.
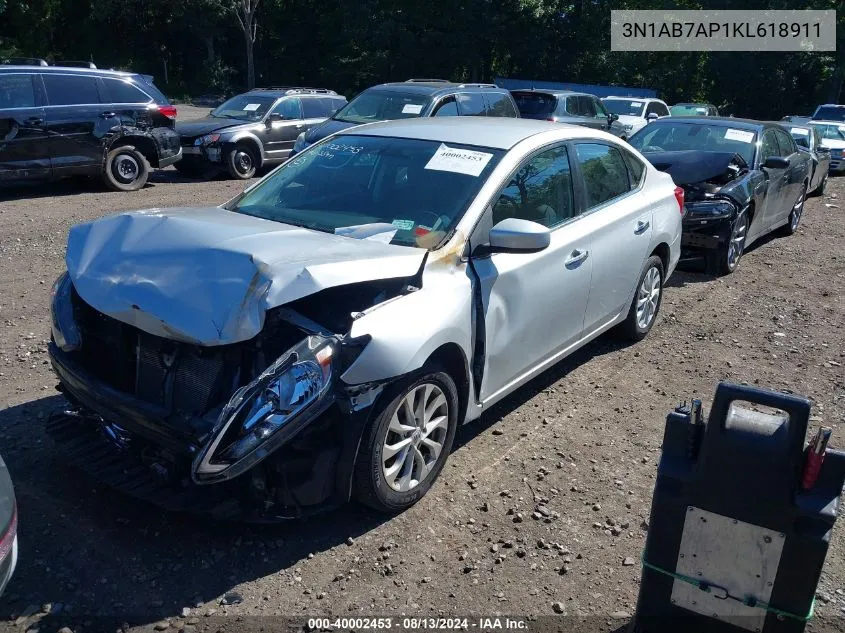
<box><xmin>23</xmin><ymin>117</ymin><xmax>43</xmax><ymax>125</ymax></box>
<box><xmin>634</xmin><ymin>220</ymin><xmax>650</xmax><ymax>234</ymax></box>
<box><xmin>100</xmin><ymin>112</ymin><xmax>117</xmax><ymax>119</ymax></box>
<box><xmin>565</xmin><ymin>249</ymin><xmax>589</xmax><ymax>266</ymax></box>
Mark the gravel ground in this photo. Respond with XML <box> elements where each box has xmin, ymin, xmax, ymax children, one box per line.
<box><xmin>0</xmin><ymin>121</ymin><xmax>844</xmax><ymax>632</ymax></box>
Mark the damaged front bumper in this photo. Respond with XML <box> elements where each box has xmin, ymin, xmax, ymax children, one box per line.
<box><xmin>679</xmin><ymin>198</ymin><xmax>736</xmax><ymax>257</ymax></box>
<box><xmin>47</xmin><ymin>338</ymin><xmax>377</xmax><ymax>521</ymax></box>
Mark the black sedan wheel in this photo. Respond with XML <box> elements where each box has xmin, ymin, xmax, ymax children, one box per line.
<box><xmin>102</xmin><ymin>146</ymin><xmax>150</xmax><ymax>192</ymax></box>
<box><xmin>783</xmin><ymin>184</ymin><xmax>807</xmax><ymax>236</ymax></box>
<box><xmin>225</xmin><ymin>145</ymin><xmax>257</xmax><ymax>179</ymax></box>
<box><xmin>708</xmin><ymin>209</ymin><xmax>747</xmax><ymax>276</ymax></box>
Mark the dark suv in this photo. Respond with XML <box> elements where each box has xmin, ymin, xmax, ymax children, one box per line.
<box><xmin>290</xmin><ymin>79</ymin><xmax>519</xmax><ymax>156</ymax></box>
<box><xmin>0</xmin><ymin>65</ymin><xmax>180</xmax><ymax>191</ymax></box>
<box><xmin>175</xmin><ymin>88</ymin><xmax>347</xmax><ymax>179</ymax></box>
<box><xmin>509</xmin><ymin>89</ymin><xmax>616</xmax><ymax>131</ymax></box>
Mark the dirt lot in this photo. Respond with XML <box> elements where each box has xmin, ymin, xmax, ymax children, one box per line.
<box><xmin>0</xmin><ymin>128</ymin><xmax>843</xmax><ymax>632</ymax></box>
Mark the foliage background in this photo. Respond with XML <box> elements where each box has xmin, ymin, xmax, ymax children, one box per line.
<box><xmin>0</xmin><ymin>0</ymin><xmax>842</xmax><ymax>117</ymax></box>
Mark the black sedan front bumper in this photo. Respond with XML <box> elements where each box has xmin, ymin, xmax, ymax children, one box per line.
<box><xmin>680</xmin><ymin>215</ymin><xmax>733</xmax><ymax>257</ymax></box>
<box><xmin>48</xmin><ymin>343</ymin><xmax>372</xmax><ymax>521</ymax></box>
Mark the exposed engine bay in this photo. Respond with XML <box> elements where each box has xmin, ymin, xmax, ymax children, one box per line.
<box><xmin>643</xmin><ymin>150</ymin><xmax>748</xmax><ymax>201</ymax></box>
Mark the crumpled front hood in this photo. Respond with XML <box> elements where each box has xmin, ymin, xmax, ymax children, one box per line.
<box><xmin>642</xmin><ymin>150</ymin><xmax>746</xmax><ymax>187</ymax></box>
<box><xmin>175</xmin><ymin>117</ymin><xmax>250</xmax><ymax>139</ymax></box>
<box><xmin>66</xmin><ymin>207</ymin><xmax>426</xmax><ymax>346</ymax></box>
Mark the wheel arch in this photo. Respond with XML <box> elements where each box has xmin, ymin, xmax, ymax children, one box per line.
<box><xmin>649</xmin><ymin>242</ymin><xmax>670</xmax><ymax>277</ymax></box>
<box><xmin>223</xmin><ymin>132</ymin><xmax>264</xmax><ymax>167</ymax></box>
<box><xmin>109</xmin><ymin>135</ymin><xmax>158</xmax><ymax>168</ymax></box>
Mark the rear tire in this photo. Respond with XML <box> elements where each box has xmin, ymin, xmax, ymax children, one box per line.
<box><xmin>618</xmin><ymin>255</ymin><xmax>664</xmax><ymax>342</ymax></box>
<box><xmin>782</xmin><ymin>184</ymin><xmax>807</xmax><ymax>236</ymax></box>
<box><xmin>102</xmin><ymin>145</ymin><xmax>150</xmax><ymax>192</ymax></box>
<box><xmin>352</xmin><ymin>367</ymin><xmax>458</xmax><ymax>513</ymax></box>
<box><xmin>225</xmin><ymin>144</ymin><xmax>257</xmax><ymax>179</ymax></box>
<box><xmin>811</xmin><ymin>173</ymin><xmax>827</xmax><ymax>197</ymax></box>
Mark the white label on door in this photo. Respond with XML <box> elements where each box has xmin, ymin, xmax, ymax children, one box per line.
<box><xmin>243</xmin><ymin>103</ymin><xmax>261</xmax><ymax>111</ymax></box>
<box><xmin>724</xmin><ymin>129</ymin><xmax>755</xmax><ymax>143</ymax></box>
<box><xmin>402</xmin><ymin>103</ymin><xmax>423</xmax><ymax>114</ymax></box>
<box><xmin>424</xmin><ymin>143</ymin><xmax>493</xmax><ymax>177</ymax></box>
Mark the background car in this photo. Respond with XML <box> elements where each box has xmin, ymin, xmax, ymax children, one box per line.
<box><xmin>630</xmin><ymin>117</ymin><xmax>811</xmax><ymax>275</ymax></box>
<box><xmin>290</xmin><ymin>79</ymin><xmax>519</xmax><ymax>156</ymax></box>
<box><xmin>777</xmin><ymin>121</ymin><xmax>830</xmax><ymax>195</ymax></box>
<box><xmin>781</xmin><ymin>115</ymin><xmax>812</xmax><ymax>125</ymax></box>
<box><xmin>811</xmin><ymin>104</ymin><xmax>845</xmax><ymax>122</ymax></box>
<box><xmin>0</xmin><ymin>452</ymin><xmax>18</xmax><ymax>597</ymax></box>
<box><xmin>601</xmin><ymin>96</ymin><xmax>671</xmax><ymax>140</ymax></box>
<box><xmin>509</xmin><ymin>89</ymin><xmax>616</xmax><ymax>131</ymax></box>
<box><xmin>48</xmin><ymin>118</ymin><xmax>681</xmax><ymax>518</ymax></box>
<box><xmin>175</xmin><ymin>87</ymin><xmax>347</xmax><ymax>179</ymax></box>
<box><xmin>808</xmin><ymin>121</ymin><xmax>845</xmax><ymax>173</ymax></box>
<box><xmin>670</xmin><ymin>102</ymin><xmax>719</xmax><ymax>117</ymax></box>
<box><xmin>0</xmin><ymin>64</ymin><xmax>180</xmax><ymax>191</ymax></box>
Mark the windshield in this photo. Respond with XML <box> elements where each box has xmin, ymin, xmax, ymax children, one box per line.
<box><xmin>332</xmin><ymin>90</ymin><xmax>431</xmax><ymax>124</ymax></box>
<box><xmin>227</xmin><ymin>135</ymin><xmax>504</xmax><ymax>249</ymax></box>
<box><xmin>603</xmin><ymin>99</ymin><xmax>645</xmax><ymax>117</ymax></box>
<box><xmin>810</xmin><ymin>123</ymin><xmax>845</xmax><ymax>141</ymax></box>
<box><xmin>671</xmin><ymin>104</ymin><xmax>709</xmax><ymax>116</ymax></box>
<box><xmin>211</xmin><ymin>95</ymin><xmax>276</xmax><ymax>120</ymax></box>
<box><xmin>629</xmin><ymin>122</ymin><xmax>757</xmax><ymax>165</ymax></box>
<box><xmin>511</xmin><ymin>92</ymin><xmax>557</xmax><ymax>119</ymax></box>
<box><xmin>813</xmin><ymin>106</ymin><xmax>845</xmax><ymax>122</ymax></box>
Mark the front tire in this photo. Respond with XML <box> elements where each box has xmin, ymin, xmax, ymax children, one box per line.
<box><xmin>353</xmin><ymin>368</ymin><xmax>459</xmax><ymax>513</ymax></box>
<box><xmin>103</xmin><ymin>145</ymin><xmax>150</xmax><ymax>192</ymax></box>
<box><xmin>225</xmin><ymin>144</ymin><xmax>257</xmax><ymax>179</ymax></box>
<box><xmin>618</xmin><ymin>255</ymin><xmax>664</xmax><ymax>342</ymax></box>
<box><xmin>707</xmin><ymin>208</ymin><xmax>748</xmax><ymax>276</ymax></box>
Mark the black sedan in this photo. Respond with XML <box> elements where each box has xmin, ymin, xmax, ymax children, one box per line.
<box><xmin>629</xmin><ymin>117</ymin><xmax>811</xmax><ymax>275</ymax></box>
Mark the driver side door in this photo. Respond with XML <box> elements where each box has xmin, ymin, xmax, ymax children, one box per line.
<box><xmin>756</xmin><ymin>129</ymin><xmax>788</xmax><ymax>237</ymax></box>
<box><xmin>471</xmin><ymin>144</ymin><xmax>593</xmax><ymax>405</ymax></box>
<box><xmin>263</xmin><ymin>97</ymin><xmax>304</xmax><ymax>161</ymax></box>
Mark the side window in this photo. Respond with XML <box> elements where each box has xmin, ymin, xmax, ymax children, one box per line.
<box><xmin>594</xmin><ymin>98</ymin><xmax>609</xmax><ymax>118</ymax></box>
<box><xmin>775</xmin><ymin>129</ymin><xmax>795</xmax><ymax>155</ymax></box>
<box><xmin>813</xmin><ymin>127</ymin><xmax>823</xmax><ymax>150</ymax></box>
<box><xmin>456</xmin><ymin>92</ymin><xmax>487</xmax><ymax>116</ymax></box>
<box><xmin>486</xmin><ymin>92</ymin><xmax>518</xmax><ymax>118</ymax></box>
<box><xmin>272</xmin><ymin>97</ymin><xmax>302</xmax><ymax>120</ymax></box>
<box><xmin>301</xmin><ymin>97</ymin><xmax>328</xmax><ymax>119</ymax></box>
<box><xmin>579</xmin><ymin>96</ymin><xmax>597</xmax><ymax>117</ymax></box>
<box><xmin>657</xmin><ymin>103</ymin><xmax>670</xmax><ymax>117</ymax></box>
<box><xmin>645</xmin><ymin>102</ymin><xmax>660</xmax><ymax>117</ymax></box>
<box><xmin>102</xmin><ymin>78</ymin><xmax>151</xmax><ymax>104</ymax></box>
<box><xmin>575</xmin><ymin>143</ymin><xmax>631</xmax><ymax>208</ymax></box>
<box><xmin>325</xmin><ymin>97</ymin><xmax>346</xmax><ymax>115</ymax></box>
<box><xmin>491</xmin><ymin>145</ymin><xmax>575</xmax><ymax>229</ymax></box>
<box><xmin>432</xmin><ymin>98</ymin><xmax>459</xmax><ymax>117</ymax></box>
<box><xmin>0</xmin><ymin>74</ymin><xmax>36</xmax><ymax>108</ymax></box>
<box><xmin>759</xmin><ymin>130</ymin><xmax>781</xmax><ymax>163</ymax></box>
<box><xmin>43</xmin><ymin>74</ymin><xmax>101</xmax><ymax>106</ymax></box>
<box><xmin>564</xmin><ymin>97</ymin><xmax>578</xmax><ymax>116</ymax></box>
<box><xmin>621</xmin><ymin>149</ymin><xmax>646</xmax><ymax>187</ymax></box>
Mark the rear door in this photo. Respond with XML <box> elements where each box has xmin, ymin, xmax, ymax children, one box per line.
<box><xmin>263</xmin><ymin>96</ymin><xmax>303</xmax><ymax>160</ymax></box>
<box><xmin>573</xmin><ymin>141</ymin><xmax>653</xmax><ymax>334</ymax></box>
<box><xmin>98</xmin><ymin>76</ymin><xmax>155</xmax><ymax>131</ymax></box>
<box><xmin>0</xmin><ymin>72</ymin><xmax>50</xmax><ymax>180</ymax></box>
<box><xmin>42</xmin><ymin>73</ymin><xmax>112</xmax><ymax>174</ymax></box>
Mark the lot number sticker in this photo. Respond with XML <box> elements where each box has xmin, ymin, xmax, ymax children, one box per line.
<box><xmin>402</xmin><ymin>103</ymin><xmax>424</xmax><ymax>114</ymax></box>
<box><xmin>791</xmin><ymin>127</ymin><xmax>809</xmax><ymax>136</ymax></box>
<box><xmin>724</xmin><ymin>129</ymin><xmax>755</xmax><ymax>143</ymax></box>
<box><xmin>243</xmin><ymin>103</ymin><xmax>261</xmax><ymax>111</ymax></box>
<box><xmin>424</xmin><ymin>144</ymin><xmax>493</xmax><ymax>177</ymax></box>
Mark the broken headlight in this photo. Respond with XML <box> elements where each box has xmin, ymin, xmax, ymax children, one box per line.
<box><xmin>194</xmin><ymin>133</ymin><xmax>221</xmax><ymax>146</ymax></box>
<box><xmin>684</xmin><ymin>199</ymin><xmax>736</xmax><ymax>220</ymax></box>
<box><xmin>50</xmin><ymin>272</ymin><xmax>81</xmax><ymax>352</ymax></box>
<box><xmin>192</xmin><ymin>335</ymin><xmax>336</xmax><ymax>483</ymax></box>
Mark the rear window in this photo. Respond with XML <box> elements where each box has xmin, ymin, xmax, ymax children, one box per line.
<box><xmin>671</xmin><ymin>104</ymin><xmax>709</xmax><ymax>116</ymax></box>
<box><xmin>813</xmin><ymin>106</ymin><xmax>845</xmax><ymax>122</ymax></box>
<box><xmin>511</xmin><ymin>92</ymin><xmax>557</xmax><ymax>119</ymax></box>
<box><xmin>131</xmin><ymin>75</ymin><xmax>169</xmax><ymax>104</ymax></box>
<box><xmin>43</xmin><ymin>74</ymin><xmax>100</xmax><ymax>106</ymax></box>
<box><xmin>0</xmin><ymin>74</ymin><xmax>36</xmax><ymax>108</ymax></box>
<box><xmin>102</xmin><ymin>78</ymin><xmax>151</xmax><ymax>104</ymax></box>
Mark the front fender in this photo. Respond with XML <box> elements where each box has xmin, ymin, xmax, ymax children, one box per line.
<box><xmin>221</xmin><ymin>130</ymin><xmax>265</xmax><ymax>165</ymax></box>
<box><xmin>340</xmin><ymin>264</ymin><xmax>474</xmax><ymax>386</ymax></box>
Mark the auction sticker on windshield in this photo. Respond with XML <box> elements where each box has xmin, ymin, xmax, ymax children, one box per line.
<box><xmin>791</xmin><ymin>128</ymin><xmax>809</xmax><ymax>136</ymax></box>
<box><xmin>425</xmin><ymin>144</ymin><xmax>493</xmax><ymax>177</ymax></box>
<box><xmin>402</xmin><ymin>103</ymin><xmax>424</xmax><ymax>114</ymax></box>
<box><xmin>243</xmin><ymin>103</ymin><xmax>261</xmax><ymax>111</ymax></box>
<box><xmin>631</xmin><ymin>101</ymin><xmax>643</xmax><ymax>107</ymax></box>
<box><xmin>724</xmin><ymin>129</ymin><xmax>755</xmax><ymax>143</ymax></box>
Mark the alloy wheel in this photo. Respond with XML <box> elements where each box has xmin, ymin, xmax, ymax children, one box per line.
<box><xmin>635</xmin><ymin>265</ymin><xmax>661</xmax><ymax>330</ymax></box>
<box><xmin>381</xmin><ymin>383</ymin><xmax>449</xmax><ymax>492</ymax></box>
<box><xmin>727</xmin><ymin>213</ymin><xmax>748</xmax><ymax>270</ymax></box>
<box><xmin>791</xmin><ymin>186</ymin><xmax>806</xmax><ymax>231</ymax></box>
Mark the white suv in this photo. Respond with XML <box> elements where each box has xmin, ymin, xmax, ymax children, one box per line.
<box><xmin>602</xmin><ymin>96</ymin><xmax>671</xmax><ymax>139</ymax></box>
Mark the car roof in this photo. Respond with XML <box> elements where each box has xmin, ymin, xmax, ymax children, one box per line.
<box><xmin>0</xmin><ymin>65</ymin><xmax>137</xmax><ymax>79</ymax></box>
<box><xmin>673</xmin><ymin>102</ymin><xmax>713</xmax><ymax>107</ymax></box>
<box><xmin>243</xmin><ymin>87</ymin><xmax>339</xmax><ymax>98</ymax></box>
<box><xmin>648</xmin><ymin>116</ymin><xmax>765</xmax><ymax>130</ymax></box>
<box><xmin>369</xmin><ymin>81</ymin><xmax>507</xmax><ymax>97</ymax></box>
<box><xmin>334</xmin><ymin>117</ymin><xmax>594</xmax><ymax>150</ymax></box>
<box><xmin>509</xmin><ymin>89</ymin><xmax>592</xmax><ymax>98</ymax></box>
<box><xmin>809</xmin><ymin>119</ymin><xmax>845</xmax><ymax>126</ymax></box>
<box><xmin>603</xmin><ymin>96</ymin><xmax>657</xmax><ymax>101</ymax></box>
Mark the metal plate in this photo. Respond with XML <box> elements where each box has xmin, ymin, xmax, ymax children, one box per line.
<box><xmin>671</xmin><ymin>506</ymin><xmax>785</xmax><ymax>632</ymax></box>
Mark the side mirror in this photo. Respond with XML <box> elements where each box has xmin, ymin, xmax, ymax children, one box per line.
<box><xmin>486</xmin><ymin>218</ymin><xmax>551</xmax><ymax>253</ymax></box>
<box><xmin>646</xmin><ymin>112</ymin><xmax>659</xmax><ymax>122</ymax></box>
<box><xmin>762</xmin><ymin>156</ymin><xmax>789</xmax><ymax>170</ymax></box>
<box><xmin>609</xmin><ymin>113</ymin><xmax>619</xmax><ymax>122</ymax></box>
<box><xmin>266</xmin><ymin>113</ymin><xmax>285</xmax><ymax>126</ymax></box>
